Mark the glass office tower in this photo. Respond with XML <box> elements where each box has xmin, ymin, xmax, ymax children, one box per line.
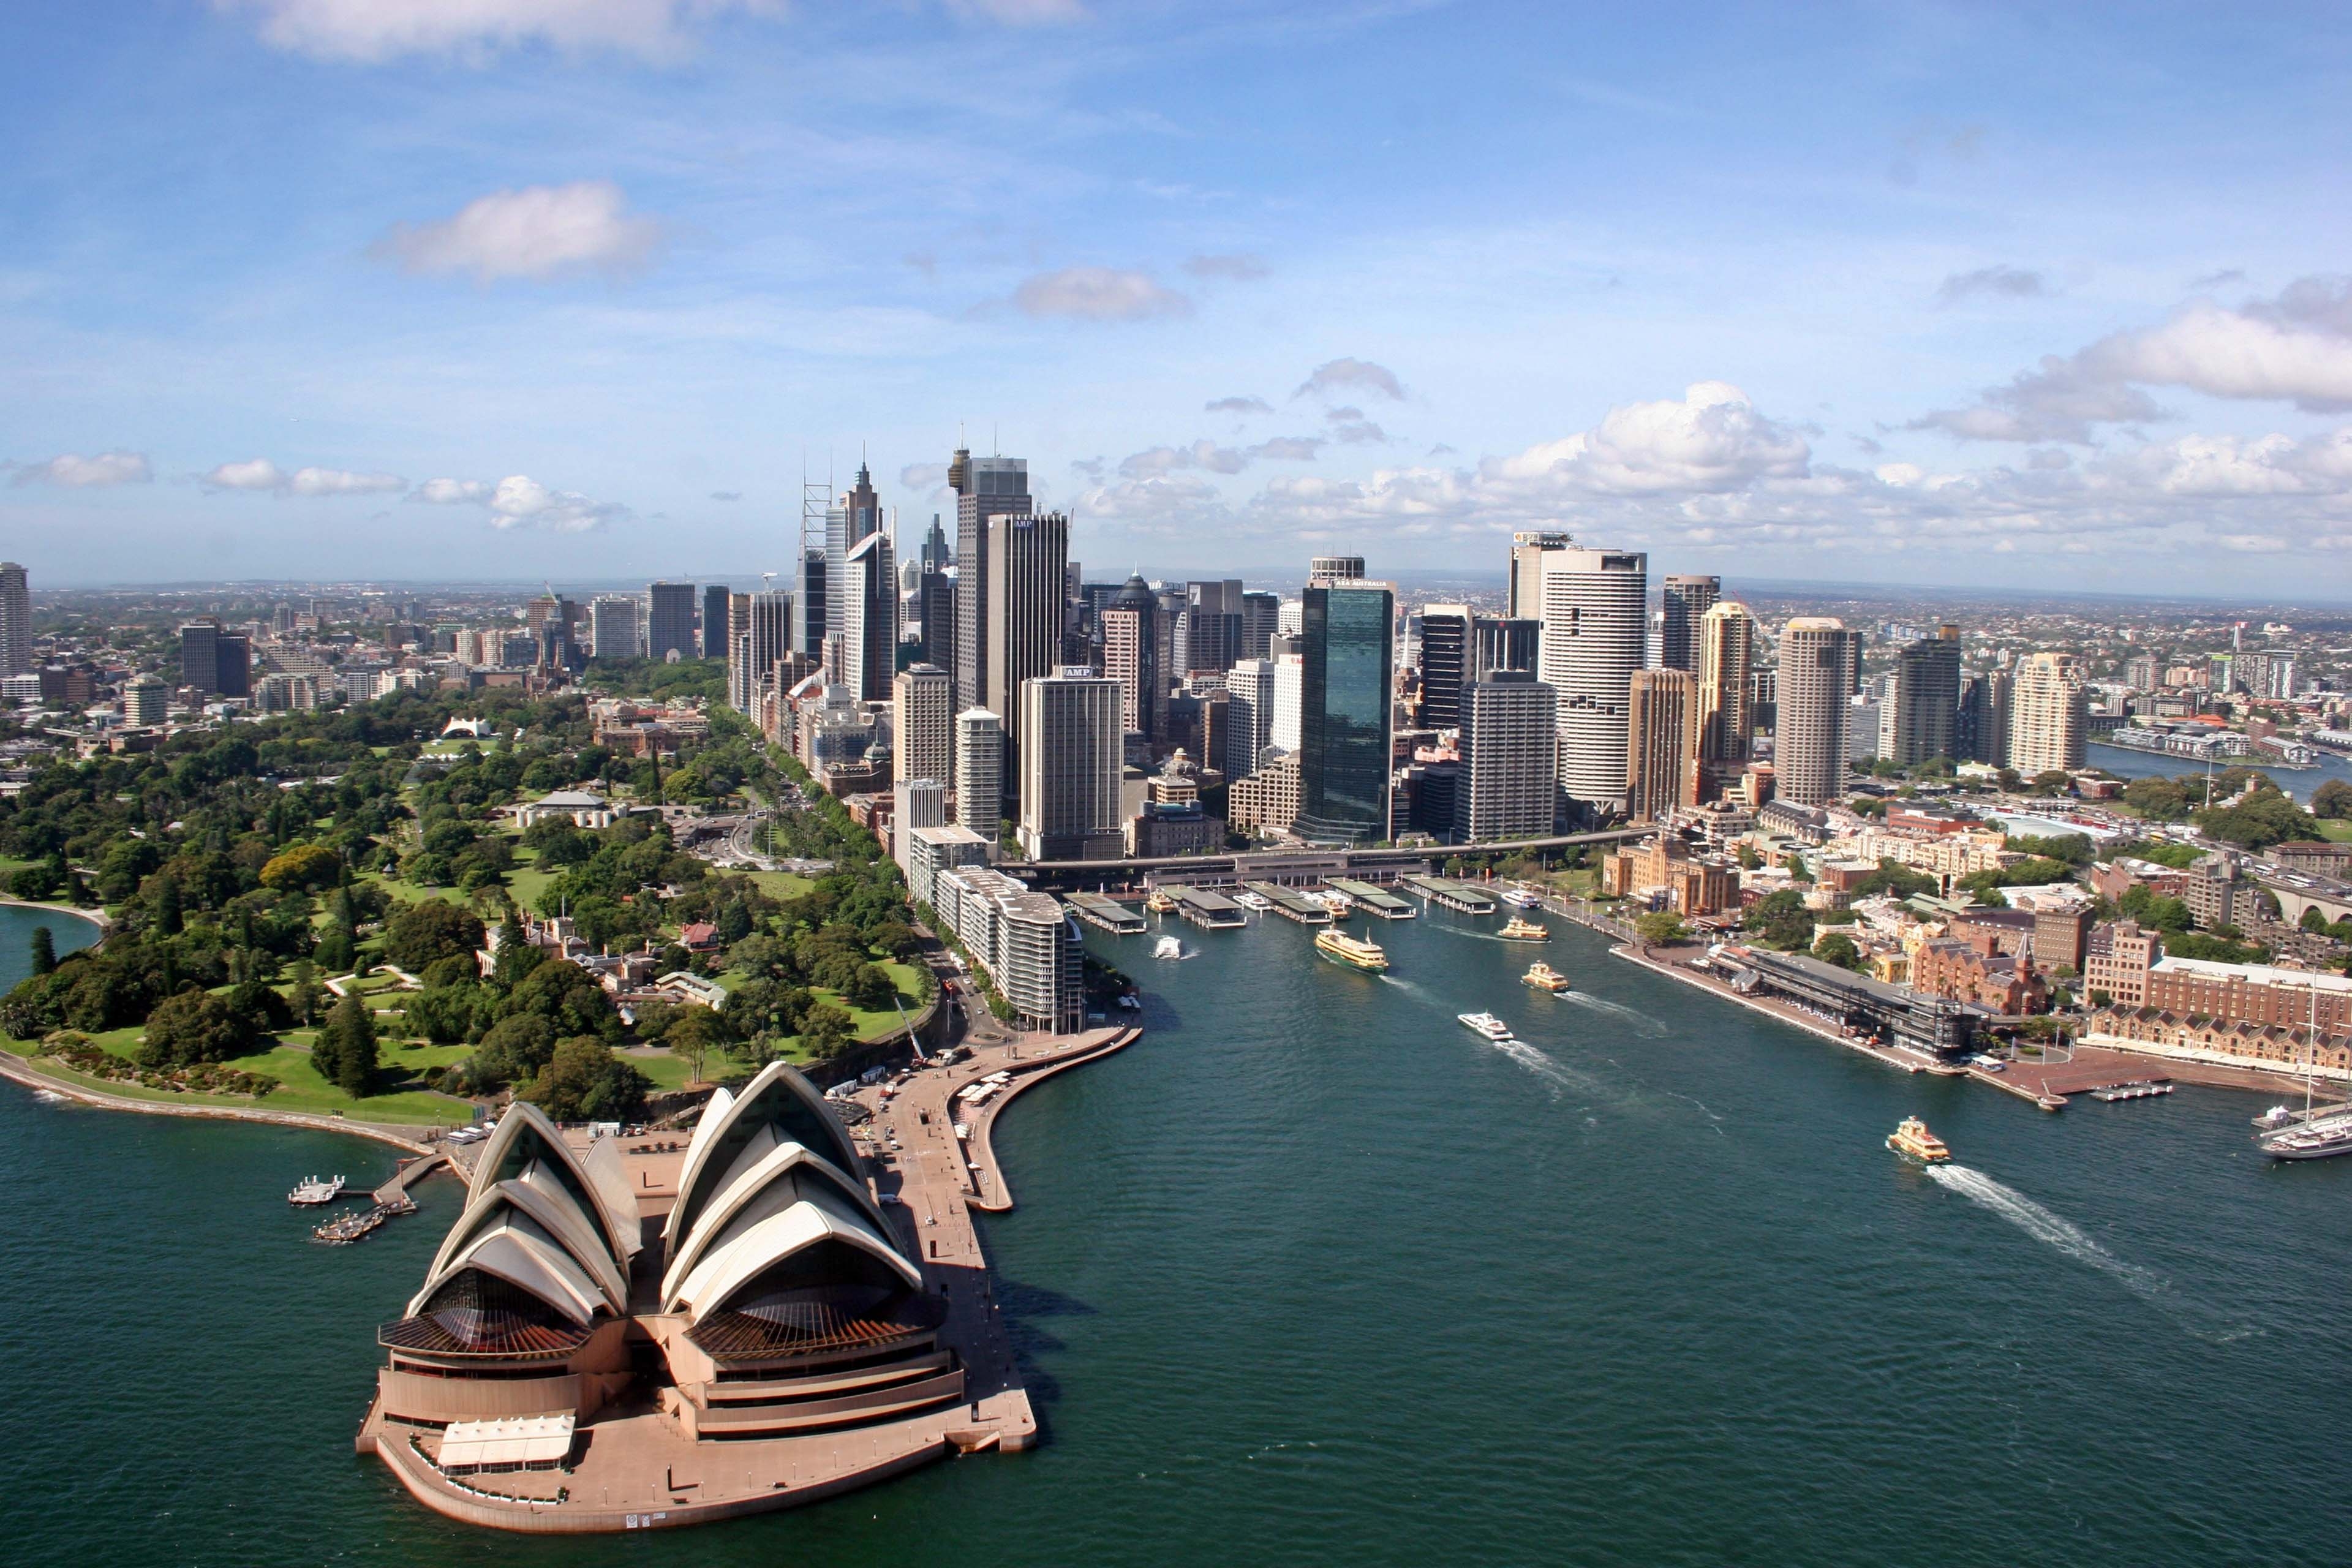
<box><xmin>1295</xmin><ymin>579</ymin><xmax>1395</xmax><ymax>846</ymax></box>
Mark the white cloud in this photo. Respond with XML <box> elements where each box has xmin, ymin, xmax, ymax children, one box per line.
<box><xmin>1326</xmin><ymin>406</ymin><xmax>1389</xmax><ymax>445</ymax></box>
<box><xmin>489</xmin><ymin>473</ymin><xmax>627</xmax><ymax>531</ymax></box>
<box><xmin>1183</xmin><ymin>253</ymin><xmax>1269</xmax><ymax>282</ymax></box>
<box><xmin>203</xmin><ymin>458</ymin><xmax>404</xmax><ymax>495</ymax></box>
<box><xmin>1294</xmin><ymin>357</ymin><xmax>1405</xmax><ymax>401</ymax></box>
<box><xmin>1070</xmin><ymin>473</ymin><xmax>1229</xmax><ymax>535</ymax></box>
<box><xmin>708</xmin><ymin>489</ymin><xmax>741</xmax><ymax>502</ymax></box>
<box><xmin>1251</xmin><ymin>437</ymin><xmax>1322</xmax><ymax>461</ymax></box>
<box><xmin>1205</xmin><ymin>394</ymin><xmax>1272</xmax><ymax>416</ymax></box>
<box><xmin>374</xmin><ymin>181</ymin><xmax>662</xmax><ymax>284</ymax></box>
<box><xmin>900</xmin><ymin>462</ymin><xmax>950</xmax><ymax>490</ymax></box>
<box><xmin>1914</xmin><ymin>275</ymin><xmax>2352</xmax><ymax>441</ymax></box>
<box><xmin>1120</xmin><ymin>439</ymin><xmax>1246</xmax><ymax>477</ymax></box>
<box><xmin>1012</xmin><ymin>266</ymin><xmax>1191</xmax><ymax>322</ymax></box>
<box><xmin>410</xmin><ymin>477</ymin><xmax>494</xmax><ymax>503</ymax></box>
<box><xmin>1937</xmin><ymin>265</ymin><xmax>2048</xmax><ymax>303</ymax></box>
<box><xmin>8</xmin><ymin>450</ymin><xmax>151</xmax><ymax>487</ymax></box>
<box><xmin>221</xmin><ymin>0</ymin><xmax>782</xmax><ymax>63</ymax></box>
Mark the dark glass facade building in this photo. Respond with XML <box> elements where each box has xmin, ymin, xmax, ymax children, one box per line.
<box><xmin>1296</xmin><ymin>580</ymin><xmax>1395</xmax><ymax>846</ymax></box>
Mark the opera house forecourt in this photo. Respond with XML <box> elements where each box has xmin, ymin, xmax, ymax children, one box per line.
<box><xmin>357</xmin><ymin>1060</ymin><xmax>1027</xmax><ymax>1531</ymax></box>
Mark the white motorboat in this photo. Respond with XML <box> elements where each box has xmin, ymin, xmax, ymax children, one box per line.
<box><xmin>1153</xmin><ymin>936</ymin><xmax>1184</xmax><ymax>960</ymax></box>
<box><xmin>1457</xmin><ymin>1012</ymin><xmax>1515</xmax><ymax>1041</ymax></box>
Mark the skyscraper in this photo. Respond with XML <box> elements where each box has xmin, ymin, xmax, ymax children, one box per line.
<box><xmin>1224</xmin><ymin>657</ymin><xmax>1275</xmax><ymax>778</ymax></box>
<box><xmin>981</xmin><ymin>507</ymin><xmax>1069</xmax><ymax>797</ymax></box>
<box><xmin>1456</xmin><ymin>670</ymin><xmax>1558</xmax><ymax>842</ymax></box>
<box><xmin>1626</xmin><ymin>668</ymin><xmax>1698</xmax><ymax>824</ymax></box>
<box><xmin>1957</xmin><ymin>670</ymin><xmax>2011</xmax><ymax>767</ymax></box>
<box><xmin>178</xmin><ymin>621</ymin><xmax>250</xmax><ymax>698</ymax></box>
<box><xmin>1695</xmin><ymin>601</ymin><xmax>1757</xmax><ymax>798</ymax></box>
<box><xmin>589</xmin><ymin>595</ymin><xmax>642</xmax><ymax>660</ymax></box>
<box><xmin>699</xmin><ymin>583</ymin><xmax>731</xmax><ymax>660</ymax></box>
<box><xmin>1270</xmin><ymin>643</ymin><xmax>1303</xmax><ymax>753</ymax></box>
<box><xmin>1885</xmin><ymin>627</ymin><xmax>1962</xmax><ymax>767</ymax></box>
<box><xmin>2009</xmin><ymin>652</ymin><xmax>2086</xmax><ymax>777</ymax></box>
<box><xmin>1472</xmin><ymin>616</ymin><xmax>1540</xmax><ymax>679</ymax></box>
<box><xmin>0</xmin><ymin>562</ymin><xmax>28</xmax><ymax>677</ymax></box>
<box><xmin>1417</xmin><ymin>604</ymin><xmax>1472</xmax><ymax>729</ymax></box>
<box><xmin>729</xmin><ymin>590</ymin><xmax>790</xmax><ymax>715</ymax></box>
<box><xmin>1307</xmin><ymin>555</ymin><xmax>1366</xmax><ymax>586</ymax></box>
<box><xmin>954</xmin><ymin>707</ymin><xmax>1004</xmax><ymax>855</ymax></box>
<box><xmin>892</xmin><ymin>664</ymin><xmax>953</xmax><ymax>789</ymax></box>
<box><xmin>1507</xmin><ymin>530</ymin><xmax>1572</xmax><ymax>620</ymax></box>
<box><xmin>1101</xmin><ymin>574</ymin><xmax>1162</xmax><ymax>744</ymax></box>
<box><xmin>1017</xmin><ymin>669</ymin><xmax>1125</xmax><ymax>861</ymax></box>
<box><xmin>950</xmin><ymin>448</ymin><xmax>1033</xmax><ymax>720</ymax></box>
<box><xmin>826</xmin><ymin>462</ymin><xmax>883</xmax><ymax>656</ymax></box>
<box><xmin>1239</xmin><ymin>591</ymin><xmax>1281</xmax><ymax>662</ymax></box>
<box><xmin>1177</xmin><ymin>579</ymin><xmax>1244</xmax><ymax>674</ymax></box>
<box><xmin>1296</xmin><ymin>577</ymin><xmax>1395</xmax><ymax>846</ymax></box>
<box><xmin>839</xmin><ymin>531</ymin><xmax>898</xmax><ymax>701</ymax></box>
<box><xmin>646</xmin><ymin>581</ymin><xmax>696</xmax><ymax>662</ymax></box>
<box><xmin>1537</xmin><ymin>547</ymin><xmax>1648</xmax><ymax>816</ymax></box>
<box><xmin>1774</xmin><ymin>617</ymin><xmax>1860</xmax><ymax>806</ymax></box>
<box><xmin>1659</xmin><ymin>575</ymin><xmax>1720</xmax><ymax>674</ymax></box>
<box><xmin>796</xmin><ymin>546</ymin><xmax>827</xmax><ymax>660</ymax></box>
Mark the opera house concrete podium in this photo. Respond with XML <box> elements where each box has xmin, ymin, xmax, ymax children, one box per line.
<box><xmin>356</xmin><ymin>1061</ymin><xmax>1032</xmax><ymax>1532</ymax></box>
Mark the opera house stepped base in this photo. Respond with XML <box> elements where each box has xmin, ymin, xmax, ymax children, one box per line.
<box><xmin>355</xmin><ymin>1061</ymin><xmax>1035</xmax><ymax>1532</ymax></box>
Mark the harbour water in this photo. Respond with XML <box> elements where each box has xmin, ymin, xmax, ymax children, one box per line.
<box><xmin>2090</xmin><ymin>739</ymin><xmax>2352</xmax><ymax>805</ymax></box>
<box><xmin>0</xmin><ymin>900</ymin><xmax>102</xmax><ymax>990</ymax></box>
<box><xmin>7</xmin><ymin>905</ymin><xmax>2352</xmax><ymax>1565</ymax></box>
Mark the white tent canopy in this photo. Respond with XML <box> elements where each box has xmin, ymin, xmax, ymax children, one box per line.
<box><xmin>436</xmin><ymin>1414</ymin><xmax>575</xmax><ymax>1472</ymax></box>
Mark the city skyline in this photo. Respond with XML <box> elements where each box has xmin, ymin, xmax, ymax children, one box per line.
<box><xmin>6</xmin><ymin>5</ymin><xmax>2352</xmax><ymax>592</ymax></box>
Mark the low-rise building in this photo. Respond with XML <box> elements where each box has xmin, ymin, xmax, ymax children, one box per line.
<box><xmin>1910</xmin><ymin>938</ymin><xmax>2048</xmax><ymax>1014</ymax></box>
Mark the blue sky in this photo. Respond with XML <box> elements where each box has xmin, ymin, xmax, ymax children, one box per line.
<box><xmin>5</xmin><ymin>1</ymin><xmax>2351</xmax><ymax>594</ymax></box>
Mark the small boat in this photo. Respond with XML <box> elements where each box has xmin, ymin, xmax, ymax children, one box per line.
<box><xmin>1458</xmin><ymin>1012</ymin><xmax>1514</xmax><ymax>1041</ymax></box>
<box><xmin>1523</xmin><ymin>962</ymin><xmax>1571</xmax><ymax>993</ymax></box>
<box><xmin>1885</xmin><ymin>1117</ymin><xmax>1950</xmax><ymax>1164</ymax></box>
<box><xmin>1234</xmin><ymin>889</ymin><xmax>1272</xmax><ymax>911</ymax></box>
<box><xmin>1144</xmin><ymin>891</ymin><xmax>1177</xmax><ymax>914</ymax></box>
<box><xmin>1315</xmin><ymin>927</ymin><xmax>1389</xmax><ymax>973</ymax></box>
<box><xmin>1499</xmin><ymin>884</ymin><xmax>1544</xmax><ymax>909</ymax></box>
<box><xmin>1496</xmin><ymin>915</ymin><xmax>1550</xmax><ymax>942</ymax></box>
<box><xmin>1319</xmin><ymin>888</ymin><xmax>1355</xmax><ymax>913</ymax></box>
<box><xmin>289</xmin><ymin>1174</ymin><xmax>347</xmax><ymax>1206</ymax></box>
<box><xmin>2262</xmin><ymin>1122</ymin><xmax>2352</xmax><ymax>1161</ymax></box>
<box><xmin>1152</xmin><ymin>936</ymin><xmax>1184</xmax><ymax>961</ymax></box>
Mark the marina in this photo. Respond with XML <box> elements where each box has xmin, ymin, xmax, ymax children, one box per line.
<box><xmin>288</xmin><ymin>1174</ymin><xmax>346</xmax><ymax>1206</ymax></box>
<box><xmin>2091</xmin><ymin>1082</ymin><xmax>2175</xmax><ymax>1102</ymax></box>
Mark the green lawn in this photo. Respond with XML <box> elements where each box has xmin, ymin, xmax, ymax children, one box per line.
<box><xmin>746</xmin><ymin>870</ymin><xmax>817</xmax><ymax>900</ymax></box>
<box><xmin>36</xmin><ymin>1033</ymin><xmax>476</xmax><ymax>1127</ymax></box>
<box><xmin>2314</xmin><ymin>818</ymin><xmax>2352</xmax><ymax>843</ymax></box>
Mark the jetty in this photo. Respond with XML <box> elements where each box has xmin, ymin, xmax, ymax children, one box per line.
<box><xmin>1324</xmin><ymin>878</ymin><xmax>1415</xmax><ymax>919</ymax></box>
<box><xmin>1165</xmin><ymin>884</ymin><xmax>1246</xmax><ymax>930</ymax></box>
<box><xmin>1063</xmin><ymin>891</ymin><xmax>1147</xmax><ymax>935</ymax></box>
<box><xmin>1400</xmin><ymin>875</ymin><xmax>1498</xmax><ymax>914</ymax></box>
<box><xmin>1245</xmin><ymin>881</ymin><xmax>1332</xmax><ymax>924</ymax></box>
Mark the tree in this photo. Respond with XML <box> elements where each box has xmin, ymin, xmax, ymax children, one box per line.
<box><xmin>1636</xmin><ymin>911</ymin><xmax>1689</xmax><ymax>948</ymax></box>
<box><xmin>519</xmin><ymin>1036</ymin><xmax>650</xmax><ymax>1121</ymax></box>
<box><xmin>1812</xmin><ymin>931</ymin><xmax>1864</xmax><ymax>971</ymax></box>
<box><xmin>258</xmin><ymin>842</ymin><xmax>341</xmax><ymax>891</ymax></box>
<box><xmin>714</xmin><ymin>897</ymin><xmax>754</xmax><ymax>946</ymax></box>
<box><xmin>2314</xmin><ymin>779</ymin><xmax>2352</xmax><ymax>820</ymax></box>
<box><xmin>383</xmin><ymin>898</ymin><xmax>487</xmax><ymax>973</ymax></box>
<box><xmin>665</xmin><ymin>1006</ymin><xmax>730</xmax><ymax>1083</ymax></box>
<box><xmin>799</xmin><ymin>1003</ymin><xmax>856</xmax><ymax>1059</ymax></box>
<box><xmin>1742</xmin><ymin>889</ymin><xmax>1815</xmax><ymax>952</ymax></box>
<box><xmin>317</xmin><ymin>992</ymin><xmax>377</xmax><ymax>1098</ymax></box>
<box><xmin>473</xmin><ymin>1012</ymin><xmax>558</xmax><ymax>1088</ymax></box>
<box><xmin>225</xmin><ymin>978</ymin><xmax>292</xmax><ymax>1038</ymax></box>
<box><xmin>140</xmin><ymin>989</ymin><xmax>247</xmax><ymax>1068</ymax></box>
<box><xmin>28</xmin><ymin>926</ymin><xmax>56</xmax><ymax>978</ymax></box>
<box><xmin>152</xmin><ymin>875</ymin><xmax>183</xmax><ymax>937</ymax></box>
<box><xmin>2195</xmin><ymin>790</ymin><xmax>2321</xmax><ymax>853</ymax></box>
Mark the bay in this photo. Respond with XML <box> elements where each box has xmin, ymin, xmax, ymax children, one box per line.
<box><xmin>6</xmin><ymin>904</ymin><xmax>2349</xmax><ymax>1566</ymax></box>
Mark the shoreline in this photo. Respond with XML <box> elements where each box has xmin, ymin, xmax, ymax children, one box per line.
<box><xmin>0</xmin><ymin>1049</ymin><xmax>438</xmax><ymax>1155</ymax></box>
<box><xmin>954</xmin><ymin>1025</ymin><xmax>1144</xmax><ymax>1212</ymax></box>
<box><xmin>0</xmin><ymin>895</ymin><xmax>111</xmax><ymax>932</ymax></box>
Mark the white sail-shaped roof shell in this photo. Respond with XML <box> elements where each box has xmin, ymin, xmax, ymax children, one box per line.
<box><xmin>663</xmin><ymin>1063</ymin><xmax>865</xmax><ymax>1259</ymax></box>
<box><xmin>467</xmin><ymin>1102</ymin><xmax>638</xmax><ymax>1267</ymax></box>
<box><xmin>658</xmin><ymin>1137</ymin><xmax>893</xmax><ymax>1313</ymax></box>
<box><xmin>406</xmin><ymin>1216</ymin><xmax>608</xmax><ymax>1326</ymax></box>
<box><xmin>667</xmin><ymin>1201</ymin><xmax>924</xmax><ymax>1327</ymax></box>
<box><xmin>423</xmin><ymin>1173</ymin><xmax>631</xmax><ymax>1318</ymax></box>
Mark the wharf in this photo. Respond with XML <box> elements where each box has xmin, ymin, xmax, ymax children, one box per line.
<box><xmin>1166</xmin><ymin>884</ymin><xmax>1246</xmax><ymax>930</ymax></box>
<box><xmin>1245</xmin><ymin>881</ymin><xmax>1331</xmax><ymax>924</ymax></box>
<box><xmin>1400</xmin><ymin>875</ymin><xmax>1498</xmax><ymax>915</ymax></box>
<box><xmin>1064</xmin><ymin>891</ymin><xmax>1147</xmax><ymax>935</ymax></box>
<box><xmin>1325</xmin><ymin>878</ymin><xmax>1416</xmax><ymax>919</ymax></box>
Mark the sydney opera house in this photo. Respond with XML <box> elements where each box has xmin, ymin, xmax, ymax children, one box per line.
<box><xmin>358</xmin><ymin>1061</ymin><xmax>1021</xmax><ymax>1531</ymax></box>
